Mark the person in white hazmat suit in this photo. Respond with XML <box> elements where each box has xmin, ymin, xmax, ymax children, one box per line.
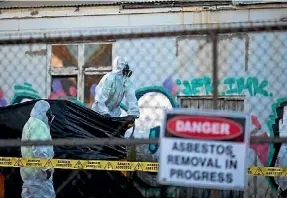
<box><xmin>92</xmin><ymin>56</ymin><xmax>140</xmax><ymax>122</ymax></box>
<box><xmin>20</xmin><ymin>100</ymin><xmax>55</xmax><ymax>198</ymax></box>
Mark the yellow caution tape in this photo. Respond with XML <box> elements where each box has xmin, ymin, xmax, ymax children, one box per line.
<box><xmin>0</xmin><ymin>157</ymin><xmax>285</xmax><ymax>176</ymax></box>
<box><xmin>0</xmin><ymin>157</ymin><xmax>159</xmax><ymax>172</ymax></box>
<box><xmin>248</xmin><ymin>166</ymin><xmax>287</xmax><ymax>177</ymax></box>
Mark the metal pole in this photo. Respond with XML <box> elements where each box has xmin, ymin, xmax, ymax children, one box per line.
<box><xmin>211</xmin><ymin>31</ymin><xmax>218</xmax><ymax>111</ymax></box>
<box><xmin>211</xmin><ymin>30</ymin><xmax>219</xmax><ymax>198</ymax></box>
<box><xmin>0</xmin><ymin>136</ymin><xmax>283</xmax><ymax>147</ymax></box>
<box><xmin>1</xmin><ymin>23</ymin><xmax>287</xmax><ymax>45</ymax></box>
<box><xmin>211</xmin><ymin>31</ymin><xmax>218</xmax><ymax>110</ymax></box>
<box><xmin>160</xmin><ymin>185</ymin><xmax>167</xmax><ymax>198</ymax></box>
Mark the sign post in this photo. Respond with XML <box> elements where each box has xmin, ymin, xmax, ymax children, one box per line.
<box><xmin>158</xmin><ymin>109</ymin><xmax>249</xmax><ymax>192</ymax></box>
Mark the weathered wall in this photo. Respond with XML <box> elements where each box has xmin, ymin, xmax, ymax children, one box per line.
<box><xmin>0</xmin><ymin>44</ymin><xmax>48</xmax><ymax>103</ymax></box>
<box><xmin>0</xmin><ymin>30</ymin><xmax>286</xmax><ymax>196</ymax></box>
<box><xmin>115</xmin><ymin>32</ymin><xmax>287</xmax><ymax>196</ymax></box>
<box><xmin>0</xmin><ymin>4</ymin><xmax>287</xmax><ymax>197</ymax></box>
<box><xmin>0</xmin><ymin>4</ymin><xmax>286</xmax><ymax>32</ymax></box>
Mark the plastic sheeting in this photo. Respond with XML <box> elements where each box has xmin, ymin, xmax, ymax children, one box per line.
<box><xmin>0</xmin><ymin>99</ymin><xmax>143</xmax><ymax>198</ymax></box>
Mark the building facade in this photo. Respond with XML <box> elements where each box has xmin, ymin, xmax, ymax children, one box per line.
<box><xmin>0</xmin><ymin>0</ymin><xmax>287</xmax><ymax>197</ymax></box>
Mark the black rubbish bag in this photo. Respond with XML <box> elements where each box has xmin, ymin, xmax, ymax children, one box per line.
<box><xmin>0</xmin><ymin>99</ymin><xmax>143</xmax><ymax>198</ymax></box>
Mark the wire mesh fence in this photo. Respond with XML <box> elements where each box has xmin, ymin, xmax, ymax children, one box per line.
<box><xmin>0</xmin><ymin>21</ymin><xmax>286</xmax><ymax>198</ymax></box>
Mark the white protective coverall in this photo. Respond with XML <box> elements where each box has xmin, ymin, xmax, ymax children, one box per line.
<box><xmin>20</xmin><ymin>100</ymin><xmax>55</xmax><ymax>198</ymax></box>
<box><xmin>92</xmin><ymin>56</ymin><xmax>140</xmax><ymax>117</ymax></box>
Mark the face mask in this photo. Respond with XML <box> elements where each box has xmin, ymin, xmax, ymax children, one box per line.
<box><xmin>46</xmin><ymin>108</ymin><xmax>55</xmax><ymax>126</ymax></box>
<box><xmin>122</xmin><ymin>64</ymin><xmax>132</xmax><ymax>77</ymax></box>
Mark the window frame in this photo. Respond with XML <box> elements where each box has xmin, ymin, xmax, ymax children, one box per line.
<box><xmin>83</xmin><ymin>42</ymin><xmax>113</xmax><ymax>70</ymax></box>
<box><xmin>47</xmin><ymin>42</ymin><xmax>113</xmax><ymax>102</ymax></box>
<box><xmin>50</xmin><ymin>43</ymin><xmax>79</xmax><ymax>69</ymax></box>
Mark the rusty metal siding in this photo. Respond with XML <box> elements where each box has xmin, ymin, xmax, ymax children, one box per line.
<box><xmin>0</xmin><ymin>0</ymin><xmax>286</xmax><ymax>10</ymax></box>
<box><xmin>0</xmin><ymin>1</ymin><xmax>119</xmax><ymax>9</ymax></box>
<box><xmin>0</xmin><ymin>1</ymin><xmax>232</xmax><ymax>9</ymax></box>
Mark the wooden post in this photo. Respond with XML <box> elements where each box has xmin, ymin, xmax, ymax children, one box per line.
<box><xmin>211</xmin><ymin>30</ymin><xmax>219</xmax><ymax>198</ymax></box>
<box><xmin>211</xmin><ymin>189</ymin><xmax>219</xmax><ymax>198</ymax></box>
<box><xmin>160</xmin><ymin>185</ymin><xmax>167</xmax><ymax>198</ymax></box>
<box><xmin>0</xmin><ymin>173</ymin><xmax>4</xmax><ymax>198</ymax></box>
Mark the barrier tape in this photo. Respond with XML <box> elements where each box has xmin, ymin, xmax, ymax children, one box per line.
<box><xmin>0</xmin><ymin>157</ymin><xmax>159</xmax><ymax>172</ymax></box>
<box><xmin>0</xmin><ymin>157</ymin><xmax>286</xmax><ymax>176</ymax></box>
<box><xmin>248</xmin><ymin>166</ymin><xmax>287</xmax><ymax>177</ymax></box>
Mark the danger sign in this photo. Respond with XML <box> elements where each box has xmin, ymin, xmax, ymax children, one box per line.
<box><xmin>158</xmin><ymin>109</ymin><xmax>249</xmax><ymax>190</ymax></box>
<box><xmin>167</xmin><ymin>116</ymin><xmax>243</xmax><ymax>139</ymax></box>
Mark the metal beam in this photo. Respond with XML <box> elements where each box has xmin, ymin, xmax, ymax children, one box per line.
<box><xmin>0</xmin><ymin>136</ymin><xmax>284</xmax><ymax>147</ymax></box>
<box><xmin>0</xmin><ymin>23</ymin><xmax>287</xmax><ymax>45</ymax></box>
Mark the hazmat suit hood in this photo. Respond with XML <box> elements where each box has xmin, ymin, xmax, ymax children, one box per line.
<box><xmin>92</xmin><ymin>56</ymin><xmax>140</xmax><ymax>117</ymax></box>
<box><xmin>30</xmin><ymin>100</ymin><xmax>51</xmax><ymax>127</ymax></box>
<box><xmin>21</xmin><ymin>100</ymin><xmax>55</xmax><ymax>197</ymax></box>
<box><xmin>112</xmin><ymin>56</ymin><xmax>130</xmax><ymax>75</ymax></box>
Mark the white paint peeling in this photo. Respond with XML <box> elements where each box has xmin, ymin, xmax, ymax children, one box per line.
<box><xmin>0</xmin><ymin>7</ymin><xmax>286</xmax><ymax>33</ymax></box>
<box><xmin>0</xmin><ymin>3</ymin><xmax>286</xmax><ymax>20</ymax></box>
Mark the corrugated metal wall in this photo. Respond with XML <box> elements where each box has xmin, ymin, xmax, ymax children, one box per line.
<box><xmin>180</xmin><ymin>96</ymin><xmax>244</xmax><ymax>111</ymax></box>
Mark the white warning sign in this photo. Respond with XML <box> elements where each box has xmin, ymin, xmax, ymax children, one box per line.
<box><xmin>158</xmin><ymin>109</ymin><xmax>249</xmax><ymax>190</ymax></box>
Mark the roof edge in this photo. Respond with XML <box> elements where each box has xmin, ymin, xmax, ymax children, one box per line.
<box><xmin>0</xmin><ymin>1</ymin><xmax>232</xmax><ymax>10</ymax></box>
<box><xmin>0</xmin><ymin>1</ymin><xmax>286</xmax><ymax>10</ymax></box>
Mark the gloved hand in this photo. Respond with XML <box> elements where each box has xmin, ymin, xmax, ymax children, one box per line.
<box><xmin>46</xmin><ymin>169</ymin><xmax>52</xmax><ymax>180</ymax></box>
<box><xmin>126</xmin><ymin>115</ymin><xmax>137</xmax><ymax>124</ymax></box>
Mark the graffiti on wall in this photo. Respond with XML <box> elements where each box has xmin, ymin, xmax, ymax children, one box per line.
<box><xmin>0</xmin><ymin>81</ymin><xmax>179</xmax><ymax>197</ymax></box>
<box><xmin>0</xmin><ymin>88</ymin><xmax>8</xmax><ymax>107</ymax></box>
<box><xmin>0</xmin><ymin>77</ymin><xmax>283</xmax><ymax>195</ymax></box>
<box><xmin>164</xmin><ymin>76</ymin><xmax>284</xmax><ymax>195</ymax></box>
<box><xmin>265</xmin><ymin>98</ymin><xmax>287</xmax><ymax>194</ymax></box>
<box><xmin>0</xmin><ymin>80</ymin><xmax>278</xmax><ymax>161</ymax></box>
<box><xmin>239</xmin><ymin>102</ymin><xmax>287</xmax><ymax>195</ymax></box>
<box><xmin>10</xmin><ymin>83</ymin><xmax>41</xmax><ymax>104</ymax></box>
<box><xmin>175</xmin><ymin>76</ymin><xmax>273</xmax><ymax>97</ymax></box>
<box><xmin>250</xmin><ymin>115</ymin><xmax>269</xmax><ymax>166</ymax></box>
<box><xmin>122</xmin><ymin>86</ymin><xmax>179</xmax><ymax>197</ymax></box>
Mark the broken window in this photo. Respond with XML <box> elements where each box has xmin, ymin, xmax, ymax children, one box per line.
<box><xmin>51</xmin><ymin>45</ymin><xmax>78</xmax><ymax>68</ymax></box>
<box><xmin>50</xmin><ymin>76</ymin><xmax>77</xmax><ymax>99</ymax></box>
<box><xmin>49</xmin><ymin>43</ymin><xmax>113</xmax><ymax>103</ymax></box>
<box><xmin>84</xmin><ymin>44</ymin><xmax>112</xmax><ymax>68</ymax></box>
<box><xmin>84</xmin><ymin>75</ymin><xmax>105</xmax><ymax>107</ymax></box>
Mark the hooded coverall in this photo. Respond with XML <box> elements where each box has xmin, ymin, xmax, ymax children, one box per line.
<box><xmin>20</xmin><ymin>100</ymin><xmax>55</xmax><ymax>198</ymax></box>
<box><xmin>92</xmin><ymin>56</ymin><xmax>140</xmax><ymax>118</ymax></box>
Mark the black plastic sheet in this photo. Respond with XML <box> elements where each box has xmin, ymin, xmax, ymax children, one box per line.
<box><xmin>0</xmin><ymin>99</ymin><xmax>143</xmax><ymax>198</ymax></box>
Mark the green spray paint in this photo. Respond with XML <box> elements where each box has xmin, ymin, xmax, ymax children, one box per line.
<box><xmin>10</xmin><ymin>82</ymin><xmax>41</xmax><ymax>104</ymax></box>
<box><xmin>176</xmin><ymin>76</ymin><xmax>218</xmax><ymax>96</ymax></box>
<box><xmin>3</xmin><ymin>81</ymin><xmax>282</xmax><ymax>194</ymax></box>
<box><xmin>191</xmin><ymin>76</ymin><xmax>213</xmax><ymax>95</ymax></box>
<box><xmin>9</xmin><ymin>82</ymin><xmax>87</xmax><ymax>107</ymax></box>
<box><xmin>265</xmin><ymin>98</ymin><xmax>287</xmax><ymax>192</ymax></box>
<box><xmin>224</xmin><ymin>77</ymin><xmax>270</xmax><ymax>96</ymax></box>
<box><xmin>176</xmin><ymin>76</ymin><xmax>272</xmax><ymax>96</ymax></box>
<box><xmin>176</xmin><ymin>79</ymin><xmax>192</xmax><ymax>95</ymax></box>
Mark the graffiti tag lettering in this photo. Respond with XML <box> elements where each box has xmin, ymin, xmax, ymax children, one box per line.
<box><xmin>224</xmin><ymin>77</ymin><xmax>271</xmax><ymax>96</ymax></box>
<box><xmin>176</xmin><ymin>76</ymin><xmax>272</xmax><ymax>97</ymax></box>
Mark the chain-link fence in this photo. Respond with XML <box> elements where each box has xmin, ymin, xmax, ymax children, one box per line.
<box><xmin>0</xmin><ymin>21</ymin><xmax>286</xmax><ymax>198</ymax></box>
